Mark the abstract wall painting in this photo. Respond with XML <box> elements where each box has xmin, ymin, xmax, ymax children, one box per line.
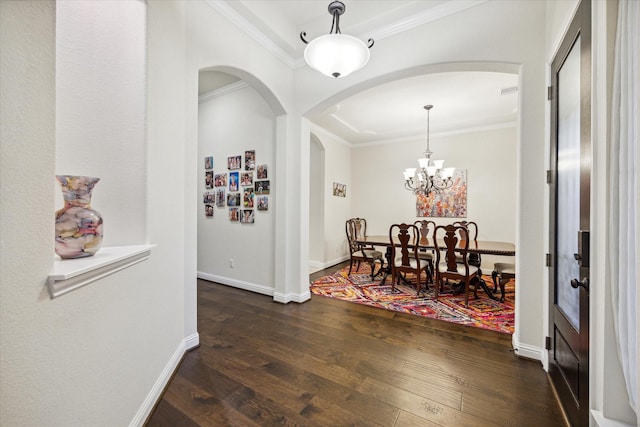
<box><xmin>416</xmin><ymin>169</ymin><xmax>467</xmax><ymax>218</ymax></box>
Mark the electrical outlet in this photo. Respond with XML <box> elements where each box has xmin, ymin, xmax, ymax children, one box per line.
<box><xmin>229</xmin><ymin>259</ymin><xmax>234</xmax><ymax>268</ymax></box>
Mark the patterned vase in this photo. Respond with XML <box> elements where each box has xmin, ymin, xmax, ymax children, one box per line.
<box><xmin>55</xmin><ymin>175</ymin><xmax>103</xmax><ymax>259</ymax></box>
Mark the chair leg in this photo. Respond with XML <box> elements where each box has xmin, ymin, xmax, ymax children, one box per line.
<box><xmin>415</xmin><ymin>271</ymin><xmax>421</xmax><ymax>297</ymax></box>
<box><xmin>491</xmin><ymin>270</ymin><xmax>499</xmax><ymax>292</ymax></box>
<box><xmin>464</xmin><ymin>278</ymin><xmax>470</xmax><ymax>308</ymax></box>
<box><xmin>499</xmin><ymin>277</ymin><xmax>508</xmax><ymax>302</ymax></box>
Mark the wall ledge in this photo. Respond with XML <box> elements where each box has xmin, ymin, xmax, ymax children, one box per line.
<box><xmin>47</xmin><ymin>245</ymin><xmax>155</xmax><ymax>298</ymax></box>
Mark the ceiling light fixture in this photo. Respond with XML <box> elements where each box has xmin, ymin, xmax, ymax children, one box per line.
<box><xmin>403</xmin><ymin>105</ymin><xmax>456</xmax><ymax>196</ymax></box>
<box><xmin>300</xmin><ymin>1</ymin><xmax>374</xmax><ymax>79</ymax></box>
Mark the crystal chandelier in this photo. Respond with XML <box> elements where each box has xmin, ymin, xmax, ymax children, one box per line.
<box><xmin>300</xmin><ymin>1</ymin><xmax>374</xmax><ymax>79</ymax></box>
<box><xmin>403</xmin><ymin>105</ymin><xmax>456</xmax><ymax>196</ymax></box>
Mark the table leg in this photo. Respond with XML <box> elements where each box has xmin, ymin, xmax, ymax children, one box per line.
<box><xmin>468</xmin><ymin>253</ymin><xmax>500</xmax><ymax>301</ymax></box>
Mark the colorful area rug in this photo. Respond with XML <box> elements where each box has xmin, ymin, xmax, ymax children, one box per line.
<box><xmin>310</xmin><ymin>265</ymin><xmax>515</xmax><ymax>334</ymax></box>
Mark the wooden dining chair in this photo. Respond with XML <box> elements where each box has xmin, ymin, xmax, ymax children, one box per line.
<box><xmin>345</xmin><ymin>218</ymin><xmax>383</xmax><ymax>279</ymax></box>
<box><xmin>433</xmin><ymin>223</ymin><xmax>479</xmax><ymax>307</ymax></box>
<box><xmin>389</xmin><ymin>223</ymin><xmax>430</xmax><ymax>296</ymax></box>
<box><xmin>453</xmin><ymin>220</ymin><xmax>481</xmax><ymax>267</ymax></box>
<box><xmin>414</xmin><ymin>219</ymin><xmax>436</xmax><ymax>283</ymax></box>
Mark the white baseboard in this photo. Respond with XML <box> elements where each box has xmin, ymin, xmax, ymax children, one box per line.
<box><xmin>512</xmin><ymin>332</ymin><xmax>544</xmax><ymax>361</ymax></box>
<box><xmin>129</xmin><ymin>332</ymin><xmax>199</xmax><ymax>427</ymax></box>
<box><xmin>309</xmin><ymin>256</ymin><xmax>349</xmax><ymax>272</ymax></box>
<box><xmin>274</xmin><ymin>289</ymin><xmax>311</xmax><ymax>303</ymax></box>
<box><xmin>198</xmin><ymin>271</ymin><xmax>274</xmax><ymax>296</ymax></box>
<box><xmin>198</xmin><ymin>271</ymin><xmax>311</xmax><ymax>303</ymax></box>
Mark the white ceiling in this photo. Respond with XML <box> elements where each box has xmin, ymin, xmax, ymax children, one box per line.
<box><xmin>199</xmin><ymin>0</ymin><xmax>519</xmax><ymax>145</ymax></box>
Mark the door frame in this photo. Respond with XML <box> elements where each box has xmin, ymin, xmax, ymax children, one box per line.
<box><xmin>548</xmin><ymin>0</ymin><xmax>591</xmax><ymax>426</ymax></box>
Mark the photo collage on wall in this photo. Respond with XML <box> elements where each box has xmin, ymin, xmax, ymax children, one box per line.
<box><xmin>203</xmin><ymin>150</ymin><xmax>270</xmax><ymax>223</ymax></box>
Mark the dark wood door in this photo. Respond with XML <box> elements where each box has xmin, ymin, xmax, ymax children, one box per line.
<box><xmin>548</xmin><ymin>1</ymin><xmax>591</xmax><ymax>426</ymax></box>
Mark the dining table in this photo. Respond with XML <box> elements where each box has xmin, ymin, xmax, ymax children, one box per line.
<box><xmin>357</xmin><ymin>235</ymin><xmax>516</xmax><ymax>300</ymax></box>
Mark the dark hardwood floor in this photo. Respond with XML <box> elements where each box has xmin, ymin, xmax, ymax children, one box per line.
<box><xmin>145</xmin><ymin>263</ymin><xmax>565</xmax><ymax>426</ymax></box>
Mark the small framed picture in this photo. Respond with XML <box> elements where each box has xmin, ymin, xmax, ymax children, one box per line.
<box><xmin>215</xmin><ymin>188</ymin><xmax>225</xmax><ymax>207</ymax></box>
<box><xmin>257</xmin><ymin>196</ymin><xmax>268</xmax><ymax>211</ymax></box>
<box><xmin>245</xmin><ymin>150</ymin><xmax>255</xmax><ymax>170</ymax></box>
<box><xmin>255</xmin><ymin>180</ymin><xmax>270</xmax><ymax>195</ymax></box>
<box><xmin>241</xmin><ymin>209</ymin><xmax>254</xmax><ymax>223</ymax></box>
<box><xmin>228</xmin><ymin>155</ymin><xmax>241</xmax><ymax>170</ymax></box>
<box><xmin>203</xmin><ymin>192</ymin><xmax>214</xmax><ymax>203</ymax></box>
<box><xmin>229</xmin><ymin>208</ymin><xmax>239</xmax><ymax>222</ymax></box>
<box><xmin>205</xmin><ymin>171</ymin><xmax>213</xmax><ymax>189</ymax></box>
<box><xmin>229</xmin><ymin>171</ymin><xmax>239</xmax><ymax>191</ymax></box>
<box><xmin>243</xmin><ymin>188</ymin><xmax>254</xmax><ymax>208</ymax></box>
<box><xmin>205</xmin><ymin>204</ymin><xmax>214</xmax><ymax>217</ymax></box>
<box><xmin>204</xmin><ymin>156</ymin><xmax>213</xmax><ymax>170</ymax></box>
<box><xmin>240</xmin><ymin>172</ymin><xmax>253</xmax><ymax>186</ymax></box>
<box><xmin>227</xmin><ymin>192</ymin><xmax>241</xmax><ymax>207</ymax></box>
<box><xmin>214</xmin><ymin>173</ymin><xmax>227</xmax><ymax>187</ymax></box>
<box><xmin>257</xmin><ymin>164</ymin><xmax>268</xmax><ymax>179</ymax></box>
<box><xmin>333</xmin><ymin>182</ymin><xmax>346</xmax><ymax>197</ymax></box>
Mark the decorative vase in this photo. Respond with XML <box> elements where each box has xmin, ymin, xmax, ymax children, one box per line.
<box><xmin>55</xmin><ymin>175</ymin><xmax>103</xmax><ymax>259</ymax></box>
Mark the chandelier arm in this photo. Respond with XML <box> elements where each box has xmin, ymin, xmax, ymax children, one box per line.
<box><xmin>367</xmin><ymin>38</ymin><xmax>374</xmax><ymax>48</ymax></box>
<box><xmin>300</xmin><ymin>32</ymin><xmax>309</xmax><ymax>44</ymax></box>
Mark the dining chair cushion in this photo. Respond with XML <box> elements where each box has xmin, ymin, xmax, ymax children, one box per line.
<box><xmin>357</xmin><ymin>249</ymin><xmax>383</xmax><ymax>259</ymax></box>
<box><xmin>395</xmin><ymin>257</ymin><xmax>430</xmax><ymax>270</ymax></box>
<box><xmin>438</xmin><ymin>263</ymin><xmax>479</xmax><ymax>276</ymax></box>
<box><xmin>418</xmin><ymin>251</ymin><xmax>435</xmax><ymax>260</ymax></box>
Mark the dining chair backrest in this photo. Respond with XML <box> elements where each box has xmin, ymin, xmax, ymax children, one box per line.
<box><xmin>414</xmin><ymin>220</ymin><xmax>436</xmax><ymax>242</ymax></box>
<box><xmin>453</xmin><ymin>220</ymin><xmax>478</xmax><ymax>241</ymax></box>
<box><xmin>434</xmin><ymin>224</ymin><xmax>471</xmax><ymax>273</ymax></box>
<box><xmin>346</xmin><ymin>218</ymin><xmax>364</xmax><ymax>253</ymax></box>
<box><xmin>389</xmin><ymin>223</ymin><xmax>420</xmax><ymax>268</ymax></box>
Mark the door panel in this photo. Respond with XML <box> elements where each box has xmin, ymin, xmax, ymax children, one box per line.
<box><xmin>548</xmin><ymin>1</ymin><xmax>591</xmax><ymax>426</ymax></box>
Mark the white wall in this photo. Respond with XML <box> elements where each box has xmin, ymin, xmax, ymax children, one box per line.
<box><xmin>309</xmin><ymin>135</ymin><xmax>325</xmax><ymax>265</ymax></box>
<box><xmin>55</xmin><ymin>1</ymin><xmax>146</xmax><ymax>245</ymax></box>
<box><xmin>1</xmin><ymin>1</ymin><xmax>188</xmax><ymax>425</ymax></box>
<box><xmin>311</xmin><ymin>127</ymin><xmax>354</xmax><ymax>267</ymax></box>
<box><xmin>197</xmin><ymin>85</ymin><xmax>276</xmax><ymax>293</ymax></box>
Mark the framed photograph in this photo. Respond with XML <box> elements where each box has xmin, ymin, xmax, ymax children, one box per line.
<box><xmin>205</xmin><ymin>204</ymin><xmax>214</xmax><ymax>217</ymax></box>
<box><xmin>205</xmin><ymin>171</ymin><xmax>214</xmax><ymax>189</ymax></box>
<box><xmin>241</xmin><ymin>209</ymin><xmax>254</xmax><ymax>223</ymax></box>
<box><xmin>229</xmin><ymin>171</ymin><xmax>239</xmax><ymax>191</ymax></box>
<box><xmin>257</xmin><ymin>164</ymin><xmax>268</xmax><ymax>179</ymax></box>
<box><xmin>215</xmin><ymin>188</ymin><xmax>225</xmax><ymax>207</ymax></box>
<box><xmin>240</xmin><ymin>172</ymin><xmax>253</xmax><ymax>186</ymax></box>
<box><xmin>257</xmin><ymin>196</ymin><xmax>268</xmax><ymax>211</ymax></box>
<box><xmin>416</xmin><ymin>169</ymin><xmax>467</xmax><ymax>218</ymax></box>
<box><xmin>227</xmin><ymin>192</ymin><xmax>241</xmax><ymax>207</ymax></box>
<box><xmin>244</xmin><ymin>150</ymin><xmax>255</xmax><ymax>170</ymax></box>
<box><xmin>333</xmin><ymin>182</ymin><xmax>346</xmax><ymax>197</ymax></box>
<box><xmin>204</xmin><ymin>156</ymin><xmax>213</xmax><ymax>170</ymax></box>
<box><xmin>243</xmin><ymin>188</ymin><xmax>254</xmax><ymax>208</ymax></box>
<box><xmin>229</xmin><ymin>208</ymin><xmax>239</xmax><ymax>222</ymax></box>
<box><xmin>227</xmin><ymin>155</ymin><xmax>241</xmax><ymax>170</ymax></box>
<box><xmin>203</xmin><ymin>192</ymin><xmax>214</xmax><ymax>204</ymax></box>
<box><xmin>214</xmin><ymin>173</ymin><xmax>227</xmax><ymax>187</ymax></box>
<box><xmin>255</xmin><ymin>180</ymin><xmax>270</xmax><ymax>195</ymax></box>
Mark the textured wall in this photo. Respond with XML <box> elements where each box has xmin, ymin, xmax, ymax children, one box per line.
<box><xmin>1</xmin><ymin>2</ymin><xmax>186</xmax><ymax>425</ymax></box>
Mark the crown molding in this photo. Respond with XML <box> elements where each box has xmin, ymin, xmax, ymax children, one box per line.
<box><xmin>350</xmin><ymin>121</ymin><xmax>517</xmax><ymax>149</ymax></box>
<box><xmin>198</xmin><ymin>80</ymin><xmax>249</xmax><ymax>103</ymax></box>
<box><xmin>369</xmin><ymin>0</ymin><xmax>488</xmax><ymax>41</ymax></box>
<box><xmin>203</xmin><ymin>0</ymin><xmax>295</xmax><ymax>68</ymax></box>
